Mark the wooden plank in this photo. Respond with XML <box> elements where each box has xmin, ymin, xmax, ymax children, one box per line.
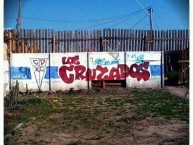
<box><xmin>186</xmin><ymin>30</ymin><xmax>189</xmax><ymax>49</ymax></box>
<box><xmin>138</xmin><ymin>30</ymin><xmax>141</xmax><ymax>51</ymax></box>
<box><xmin>168</xmin><ymin>30</ymin><xmax>171</xmax><ymax>51</ymax></box>
<box><xmin>183</xmin><ymin>30</ymin><xmax>186</xmax><ymax>50</ymax></box>
<box><xmin>57</xmin><ymin>31</ymin><xmax>60</xmax><ymax>52</ymax></box>
<box><xmin>123</xmin><ymin>29</ymin><xmax>126</xmax><ymax>51</ymax></box>
<box><xmin>61</xmin><ymin>31</ymin><xmax>64</xmax><ymax>53</ymax></box>
<box><xmin>44</xmin><ymin>29</ymin><xmax>47</xmax><ymax>53</ymax></box>
<box><xmin>54</xmin><ymin>31</ymin><xmax>57</xmax><ymax>52</ymax></box>
<box><xmin>136</xmin><ymin>30</ymin><xmax>139</xmax><ymax>51</ymax></box>
<box><xmin>178</xmin><ymin>60</ymin><xmax>189</xmax><ymax>63</ymax></box>
<box><xmin>43</xmin><ymin>29</ymin><xmax>46</xmax><ymax>53</ymax></box>
<box><xmin>39</xmin><ymin>30</ymin><xmax>42</xmax><ymax>52</ymax></box>
<box><xmin>66</xmin><ymin>31</ymin><xmax>69</xmax><ymax>52</ymax></box>
<box><xmin>64</xmin><ymin>31</ymin><xmax>67</xmax><ymax>52</ymax></box>
<box><xmin>156</xmin><ymin>30</ymin><xmax>159</xmax><ymax>51</ymax></box>
<box><xmin>173</xmin><ymin>30</ymin><xmax>177</xmax><ymax>50</ymax></box>
<box><xmin>120</xmin><ymin>29</ymin><xmax>123</xmax><ymax>51</ymax></box>
<box><xmin>70</xmin><ymin>31</ymin><xmax>73</xmax><ymax>52</ymax></box>
<box><xmin>46</xmin><ymin>29</ymin><xmax>49</xmax><ymax>52</ymax></box>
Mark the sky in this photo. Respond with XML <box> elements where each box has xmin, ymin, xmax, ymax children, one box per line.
<box><xmin>4</xmin><ymin>0</ymin><xmax>189</xmax><ymax>30</ymax></box>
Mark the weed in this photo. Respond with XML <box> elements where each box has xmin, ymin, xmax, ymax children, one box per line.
<box><xmin>17</xmin><ymin>97</ymin><xmax>43</xmax><ymax>106</ymax></box>
<box><xmin>130</xmin><ymin>90</ymin><xmax>189</xmax><ymax>121</ymax></box>
<box><xmin>66</xmin><ymin>140</ymin><xmax>81</xmax><ymax>145</ymax></box>
<box><xmin>88</xmin><ymin>135</ymin><xmax>104</xmax><ymax>140</ymax></box>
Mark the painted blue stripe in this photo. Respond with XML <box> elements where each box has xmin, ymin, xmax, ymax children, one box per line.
<box><xmin>45</xmin><ymin>66</ymin><xmax>59</xmax><ymax>79</ymax></box>
<box><xmin>11</xmin><ymin>67</ymin><xmax>31</xmax><ymax>79</ymax></box>
<box><xmin>150</xmin><ymin>65</ymin><xmax>161</xmax><ymax>76</ymax></box>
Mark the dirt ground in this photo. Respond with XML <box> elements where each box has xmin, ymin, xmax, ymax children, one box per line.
<box><xmin>4</xmin><ymin>88</ymin><xmax>189</xmax><ymax>145</ymax></box>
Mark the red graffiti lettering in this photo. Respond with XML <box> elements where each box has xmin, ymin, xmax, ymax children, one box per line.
<box><xmin>130</xmin><ymin>64</ymin><xmax>139</xmax><ymax>79</ymax></box>
<box><xmin>130</xmin><ymin>62</ymin><xmax>150</xmax><ymax>81</ymax></box>
<box><xmin>59</xmin><ymin>65</ymin><xmax>74</xmax><ymax>84</ymax></box>
<box><xmin>109</xmin><ymin>67</ymin><xmax>121</xmax><ymax>80</ymax></box>
<box><xmin>86</xmin><ymin>68</ymin><xmax>96</xmax><ymax>81</ymax></box>
<box><xmin>96</xmin><ymin>65</ymin><xmax>109</xmax><ymax>80</ymax></box>
<box><xmin>74</xmin><ymin>65</ymin><xmax>86</xmax><ymax>80</ymax></box>
<box><xmin>138</xmin><ymin>62</ymin><xmax>150</xmax><ymax>81</ymax></box>
<box><xmin>59</xmin><ymin>56</ymin><xmax>151</xmax><ymax>84</ymax></box>
<box><xmin>118</xmin><ymin>64</ymin><xmax>130</xmax><ymax>79</ymax></box>
<box><xmin>62</xmin><ymin>55</ymin><xmax>80</xmax><ymax>65</ymax></box>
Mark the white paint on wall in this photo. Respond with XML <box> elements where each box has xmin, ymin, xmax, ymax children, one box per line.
<box><xmin>50</xmin><ymin>53</ymin><xmax>88</xmax><ymax>91</ymax></box>
<box><xmin>89</xmin><ymin>52</ymin><xmax>125</xmax><ymax>80</ymax></box>
<box><xmin>10</xmin><ymin>53</ymin><xmax>49</xmax><ymax>92</ymax></box>
<box><xmin>126</xmin><ymin>51</ymin><xmax>161</xmax><ymax>88</ymax></box>
<box><xmin>10</xmin><ymin>51</ymin><xmax>163</xmax><ymax>92</ymax></box>
<box><xmin>4</xmin><ymin>60</ymin><xmax>9</xmax><ymax>96</ymax></box>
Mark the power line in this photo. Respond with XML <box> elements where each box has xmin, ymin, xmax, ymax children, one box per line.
<box><xmin>107</xmin><ymin>10</ymin><xmax>144</xmax><ymax>28</ymax></box>
<box><xmin>5</xmin><ymin>8</ymin><xmax>144</xmax><ymax>23</ymax></box>
<box><xmin>76</xmin><ymin>9</ymin><xmax>146</xmax><ymax>30</ymax></box>
<box><xmin>21</xmin><ymin>15</ymin><xmax>126</xmax><ymax>23</ymax></box>
<box><xmin>134</xmin><ymin>0</ymin><xmax>149</xmax><ymax>15</ymax></box>
<box><xmin>5</xmin><ymin>8</ymin><xmax>147</xmax><ymax>24</ymax></box>
<box><xmin>141</xmin><ymin>21</ymin><xmax>149</xmax><ymax>30</ymax></box>
<box><xmin>130</xmin><ymin>14</ymin><xmax>148</xmax><ymax>29</ymax></box>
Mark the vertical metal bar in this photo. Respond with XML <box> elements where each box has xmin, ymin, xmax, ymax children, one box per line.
<box><xmin>49</xmin><ymin>53</ymin><xmax>51</xmax><ymax>91</ymax></box>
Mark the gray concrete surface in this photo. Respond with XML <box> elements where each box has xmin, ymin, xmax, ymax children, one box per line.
<box><xmin>165</xmin><ymin>86</ymin><xmax>189</xmax><ymax>100</ymax></box>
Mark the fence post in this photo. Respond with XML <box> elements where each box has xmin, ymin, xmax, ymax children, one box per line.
<box><xmin>49</xmin><ymin>53</ymin><xmax>51</xmax><ymax>91</ymax></box>
<box><xmin>87</xmin><ymin>52</ymin><xmax>90</xmax><ymax>90</ymax></box>
<box><xmin>144</xmin><ymin>30</ymin><xmax>154</xmax><ymax>51</ymax></box>
<box><xmin>100</xmin><ymin>37</ymin><xmax>103</xmax><ymax>52</ymax></box>
<box><xmin>144</xmin><ymin>36</ymin><xmax>147</xmax><ymax>51</ymax></box>
<box><xmin>52</xmin><ymin>36</ymin><xmax>56</xmax><ymax>53</ymax></box>
<box><xmin>161</xmin><ymin>51</ymin><xmax>165</xmax><ymax>88</ymax></box>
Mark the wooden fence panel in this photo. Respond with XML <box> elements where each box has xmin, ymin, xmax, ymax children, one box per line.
<box><xmin>4</xmin><ymin>29</ymin><xmax>189</xmax><ymax>54</ymax></box>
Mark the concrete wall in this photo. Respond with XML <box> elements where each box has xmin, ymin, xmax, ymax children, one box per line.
<box><xmin>126</xmin><ymin>52</ymin><xmax>162</xmax><ymax>88</ymax></box>
<box><xmin>89</xmin><ymin>52</ymin><xmax>125</xmax><ymax>80</ymax></box>
<box><xmin>10</xmin><ymin>53</ymin><xmax>49</xmax><ymax>92</ymax></box>
<box><xmin>4</xmin><ymin>60</ymin><xmax>9</xmax><ymax>96</ymax></box>
<box><xmin>50</xmin><ymin>53</ymin><xmax>88</xmax><ymax>91</ymax></box>
<box><xmin>10</xmin><ymin>52</ymin><xmax>163</xmax><ymax>92</ymax></box>
<box><xmin>4</xmin><ymin>43</ymin><xmax>9</xmax><ymax>96</ymax></box>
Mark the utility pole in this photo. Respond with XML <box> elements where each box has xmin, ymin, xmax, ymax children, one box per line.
<box><xmin>16</xmin><ymin>0</ymin><xmax>21</xmax><ymax>30</ymax></box>
<box><xmin>147</xmin><ymin>7</ymin><xmax>153</xmax><ymax>50</ymax></box>
<box><xmin>16</xmin><ymin>0</ymin><xmax>21</xmax><ymax>53</ymax></box>
<box><xmin>148</xmin><ymin>7</ymin><xmax>153</xmax><ymax>31</ymax></box>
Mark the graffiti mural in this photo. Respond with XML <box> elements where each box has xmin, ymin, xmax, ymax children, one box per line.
<box><xmin>10</xmin><ymin>52</ymin><xmax>162</xmax><ymax>91</ymax></box>
<box><xmin>90</xmin><ymin>58</ymin><xmax>119</xmax><ymax>65</ymax></box>
<box><xmin>11</xmin><ymin>67</ymin><xmax>31</xmax><ymax>79</ymax></box>
<box><xmin>127</xmin><ymin>54</ymin><xmax>144</xmax><ymax>64</ymax></box>
<box><xmin>58</xmin><ymin>53</ymin><xmax>151</xmax><ymax>84</ymax></box>
<box><xmin>30</xmin><ymin>58</ymin><xmax>48</xmax><ymax>90</ymax></box>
